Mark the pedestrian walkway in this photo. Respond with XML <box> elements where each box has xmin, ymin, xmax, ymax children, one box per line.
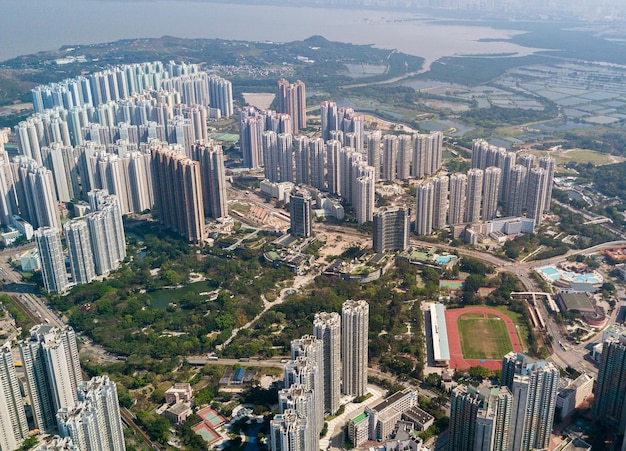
<box><xmin>319</xmin><ymin>385</ymin><xmax>385</xmax><ymax>450</ymax></box>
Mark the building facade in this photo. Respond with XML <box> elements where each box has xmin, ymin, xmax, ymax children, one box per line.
<box><xmin>342</xmin><ymin>300</ymin><xmax>369</xmax><ymax>397</ymax></box>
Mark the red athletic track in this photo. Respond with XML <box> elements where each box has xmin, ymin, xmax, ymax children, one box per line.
<box><xmin>445</xmin><ymin>306</ymin><xmax>523</xmax><ymax>371</ymax></box>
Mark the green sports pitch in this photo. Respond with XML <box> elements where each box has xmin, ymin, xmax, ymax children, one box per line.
<box><xmin>457</xmin><ymin>314</ymin><xmax>513</xmax><ymax>360</ymax></box>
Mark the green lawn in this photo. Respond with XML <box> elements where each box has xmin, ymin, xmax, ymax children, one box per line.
<box><xmin>458</xmin><ymin>316</ymin><xmax>513</xmax><ymax>360</ymax></box>
<box><xmin>489</xmin><ymin>305</ymin><xmax>529</xmax><ymax>352</ymax></box>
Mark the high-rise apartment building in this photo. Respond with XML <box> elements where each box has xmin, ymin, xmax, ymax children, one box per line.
<box><xmin>320</xmin><ymin>101</ymin><xmax>338</xmax><ymax>142</ymax></box>
<box><xmin>191</xmin><ymin>142</ymin><xmax>228</xmax><ymax>219</ymax></box>
<box><xmin>36</xmin><ymin>227</ymin><xmax>69</xmax><ymax>293</ymax></box>
<box><xmin>526</xmin><ymin>167</ymin><xmax>548</xmax><ymax>226</ymax></box>
<box><xmin>64</xmin><ymin>219</ymin><xmax>96</xmax><ymax>285</ymax></box>
<box><xmin>278</xmin><ymin>385</ymin><xmax>316</xmax><ymax>451</ymax></box>
<box><xmin>505</xmin><ymin>165</ymin><xmax>527</xmax><ymax>217</ymax></box>
<box><xmin>502</xmin><ymin>352</ymin><xmax>559</xmax><ymax>451</ymax></box>
<box><xmin>465</xmin><ymin>168</ymin><xmax>484</xmax><ymax>223</ymax></box>
<box><xmin>449</xmin><ymin>384</ymin><xmax>512</xmax><ymax>451</ymax></box>
<box><xmin>290</xmin><ymin>189</ymin><xmax>313</xmax><ymax>238</ymax></box>
<box><xmin>293</xmin><ymin>135</ymin><xmax>310</xmax><ymax>186</ymax></box>
<box><xmin>354</xmin><ymin>174</ymin><xmax>375</xmax><ymax>225</ymax></box>
<box><xmin>290</xmin><ymin>336</ymin><xmax>324</xmax><ymax>436</ymax></box>
<box><xmin>309</xmin><ymin>138</ymin><xmax>326</xmax><ymax>191</ymax></box>
<box><xmin>278</xmin><ymin>133</ymin><xmax>294</xmax><ymax>183</ymax></box>
<box><xmin>239</xmin><ymin>111</ymin><xmax>264</xmax><ymax>169</ymax></box>
<box><xmin>263</xmin><ymin>130</ymin><xmax>279</xmax><ymax>182</ymax></box>
<box><xmin>482</xmin><ymin>167</ymin><xmax>501</xmax><ymax>221</ymax></box>
<box><xmin>208</xmin><ymin>75</ymin><xmax>234</xmax><ymax>117</ymax></box>
<box><xmin>277</xmin><ymin>79</ymin><xmax>306</xmax><ymax>133</ymax></box>
<box><xmin>432</xmin><ymin>175</ymin><xmax>449</xmax><ymax>230</ymax></box>
<box><xmin>415</xmin><ymin>181</ymin><xmax>434</xmax><ymax>235</ymax></box>
<box><xmin>0</xmin><ymin>344</ymin><xmax>29</xmax><ymax>451</ymax></box>
<box><xmin>448</xmin><ymin>173</ymin><xmax>468</xmax><ymax>226</ymax></box>
<box><xmin>412</xmin><ymin>131</ymin><xmax>443</xmax><ymax>178</ymax></box>
<box><xmin>20</xmin><ymin>325</ymin><xmax>82</xmax><ymax>432</ymax></box>
<box><xmin>87</xmin><ymin>191</ymin><xmax>126</xmax><ymax>276</ymax></box>
<box><xmin>326</xmin><ymin>140</ymin><xmax>342</xmax><ymax>196</ymax></box>
<box><xmin>382</xmin><ymin>135</ymin><xmax>397</xmax><ymax>181</ymax></box>
<box><xmin>313</xmin><ymin>312</ymin><xmax>341</xmax><ymax>415</ymax></box>
<box><xmin>59</xmin><ymin>376</ymin><xmax>126</xmax><ymax>451</ymax></box>
<box><xmin>539</xmin><ymin>156</ymin><xmax>555</xmax><ymax>214</ymax></box>
<box><xmin>270</xmin><ymin>409</ymin><xmax>310</xmax><ymax>451</ymax></box>
<box><xmin>151</xmin><ymin>146</ymin><xmax>205</xmax><ymax>243</ymax></box>
<box><xmin>342</xmin><ymin>300</ymin><xmax>369</xmax><ymax>397</ymax></box>
<box><xmin>372</xmin><ymin>206</ymin><xmax>410</xmax><ymax>253</ymax></box>
<box><xmin>593</xmin><ymin>336</ymin><xmax>626</xmax><ymax>432</ymax></box>
<box><xmin>36</xmin><ymin>437</ymin><xmax>79</xmax><ymax>450</ymax></box>
<box><xmin>396</xmin><ymin>134</ymin><xmax>412</xmax><ymax>181</ymax></box>
<box><xmin>367</xmin><ymin>131</ymin><xmax>382</xmax><ymax>182</ymax></box>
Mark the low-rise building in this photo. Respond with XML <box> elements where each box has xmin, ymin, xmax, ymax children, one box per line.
<box><xmin>348</xmin><ymin>411</ymin><xmax>370</xmax><ymax>447</ymax></box>
<box><xmin>163</xmin><ymin>402</ymin><xmax>193</xmax><ymax>425</ymax></box>
<box><xmin>165</xmin><ymin>383</ymin><xmax>193</xmax><ymax>404</ymax></box>
<box><xmin>366</xmin><ymin>389</ymin><xmax>418</xmax><ymax>441</ymax></box>
<box><xmin>556</xmin><ymin>373</ymin><xmax>594</xmax><ymax>421</ymax></box>
<box><xmin>402</xmin><ymin>406</ymin><xmax>434</xmax><ymax>431</ymax></box>
<box><xmin>20</xmin><ymin>248</ymin><xmax>41</xmax><ymax>272</ymax></box>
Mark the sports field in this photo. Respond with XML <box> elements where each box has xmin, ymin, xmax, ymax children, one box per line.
<box><xmin>457</xmin><ymin>315</ymin><xmax>513</xmax><ymax>359</ymax></box>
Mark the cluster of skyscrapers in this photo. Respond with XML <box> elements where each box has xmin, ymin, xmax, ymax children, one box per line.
<box><xmin>450</xmin><ymin>336</ymin><xmax>626</xmax><ymax>450</ymax></box>
<box><xmin>449</xmin><ymin>352</ymin><xmax>559</xmax><ymax>451</ymax></box>
<box><xmin>3</xmin><ymin>62</ymin><xmax>233</xmax><ymax>280</ymax></box>
<box><xmin>247</xmin><ymin>84</ymin><xmax>445</xmax><ymax>228</ymax></box>
<box><xmin>34</xmin><ymin>190</ymin><xmax>126</xmax><ymax>293</ymax></box>
<box><xmin>415</xmin><ymin>140</ymin><xmax>554</xmax><ymax>235</ymax></box>
<box><xmin>0</xmin><ymin>325</ymin><xmax>124</xmax><ymax>450</ymax></box>
<box><xmin>270</xmin><ymin>300</ymin><xmax>369</xmax><ymax>451</ymax></box>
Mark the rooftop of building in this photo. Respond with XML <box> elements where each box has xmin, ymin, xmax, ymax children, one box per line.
<box><xmin>351</xmin><ymin>411</ymin><xmax>368</xmax><ymax>424</ymax></box>
<box><xmin>403</xmin><ymin>406</ymin><xmax>434</xmax><ymax>424</ymax></box>
<box><xmin>371</xmin><ymin>389</ymin><xmax>414</xmax><ymax>413</ymax></box>
<box><xmin>559</xmin><ymin>292</ymin><xmax>595</xmax><ymax>312</ymax></box>
<box><xmin>166</xmin><ymin>402</ymin><xmax>192</xmax><ymax>416</ymax></box>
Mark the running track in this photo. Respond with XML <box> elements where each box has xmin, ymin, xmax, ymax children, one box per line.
<box><xmin>445</xmin><ymin>306</ymin><xmax>523</xmax><ymax>371</ymax></box>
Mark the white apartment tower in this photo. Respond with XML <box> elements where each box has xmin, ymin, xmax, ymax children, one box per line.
<box><xmin>64</xmin><ymin>219</ymin><xmax>96</xmax><ymax>285</ymax></box>
<box><xmin>504</xmin><ymin>354</ymin><xmax>559</xmax><ymax>451</ymax></box>
<box><xmin>482</xmin><ymin>167</ymin><xmax>501</xmax><ymax>221</ymax></box>
<box><xmin>313</xmin><ymin>312</ymin><xmax>341</xmax><ymax>415</ymax></box>
<box><xmin>354</xmin><ymin>174</ymin><xmax>375</xmax><ymax>224</ymax></box>
<box><xmin>309</xmin><ymin>138</ymin><xmax>326</xmax><ymax>191</ymax></box>
<box><xmin>20</xmin><ymin>325</ymin><xmax>83</xmax><ymax>432</ymax></box>
<box><xmin>433</xmin><ymin>175</ymin><xmax>449</xmax><ymax>230</ymax></box>
<box><xmin>87</xmin><ymin>192</ymin><xmax>126</xmax><ymax>276</ymax></box>
<box><xmin>65</xmin><ymin>375</ymin><xmax>126</xmax><ymax>451</ymax></box>
<box><xmin>415</xmin><ymin>181</ymin><xmax>435</xmax><ymax>236</ymax></box>
<box><xmin>465</xmin><ymin>168</ymin><xmax>484</xmax><ymax>223</ymax></box>
<box><xmin>36</xmin><ymin>227</ymin><xmax>69</xmax><ymax>293</ymax></box>
<box><xmin>290</xmin><ymin>336</ymin><xmax>324</xmax><ymax>435</ymax></box>
<box><xmin>278</xmin><ymin>385</ymin><xmax>316</xmax><ymax>451</ymax></box>
<box><xmin>342</xmin><ymin>300</ymin><xmax>369</xmax><ymax>397</ymax></box>
<box><xmin>448</xmin><ymin>173</ymin><xmax>468</xmax><ymax>226</ymax></box>
<box><xmin>539</xmin><ymin>156</ymin><xmax>555</xmax><ymax>213</ymax></box>
<box><xmin>396</xmin><ymin>134</ymin><xmax>412</xmax><ymax>180</ymax></box>
<box><xmin>191</xmin><ymin>142</ymin><xmax>228</xmax><ymax>219</ymax></box>
<box><xmin>0</xmin><ymin>344</ymin><xmax>29</xmax><ymax>451</ymax></box>
<box><xmin>270</xmin><ymin>409</ymin><xmax>310</xmax><ymax>451</ymax></box>
<box><xmin>526</xmin><ymin>167</ymin><xmax>548</xmax><ymax>226</ymax></box>
<box><xmin>382</xmin><ymin>135</ymin><xmax>397</xmax><ymax>181</ymax></box>
<box><xmin>293</xmin><ymin>135</ymin><xmax>310</xmax><ymax>186</ymax></box>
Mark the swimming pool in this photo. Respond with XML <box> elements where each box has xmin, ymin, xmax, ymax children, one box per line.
<box><xmin>541</xmin><ymin>267</ymin><xmax>559</xmax><ymax>276</ymax></box>
<box><xmin>435</xmin><ymin>255</ymin><xmax>454</xmax><ymax>265</ymax></box>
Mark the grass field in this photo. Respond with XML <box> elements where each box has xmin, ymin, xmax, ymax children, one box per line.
<box><xmin>525</xmin><ymin>149</ymin><xmax>624</xmax><ymax>166</ymax></box>
<box><xmin>458</xmin><ymin>315</ymin><xmax>513</xmax><ymax>359</ymax></box>
<box><xmin>489</xmin><ymin>305</ymin><xmax>529</xmax><ymax>352</ymax></box>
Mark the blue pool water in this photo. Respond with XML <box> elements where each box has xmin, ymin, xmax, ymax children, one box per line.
<box><xmin>541</xmin><ymin>267</ymin><xmax>559</xmax><ymax>276</ymax></box>
<box><xmin>435</xmin><ymin>255</ymin><xmax>454</xmax><ymax>264</ymax></box>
